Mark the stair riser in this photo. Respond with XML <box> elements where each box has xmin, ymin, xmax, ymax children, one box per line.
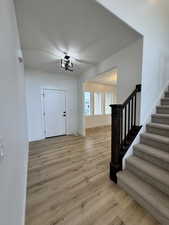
<box><xmin>133</xmin><ymin>149</ymin><xmax>169</xmax><ymax>172</ymax></box>
<box><xmin>126</xmin><ymin>161</ymin><xmax>169</xmax><ymax>197</ymax></box>
<box><xmin>140</xmin><ymin>136</ymin><xmax>169</xmax><ymax>152</ymax></box>
<box><xmin>161</xmin><ymin>99</ymin><xmax>169</xmax><ymax>105</ymax></box>
<box><xmin>157</xmin><ymin>107</ymin><xmax>169</xmax><ymax>114</ymax></box>
<box><xmin>146</xmin><ymin>125</ymin><xmax>169</xmax><ymax>137</ymax></box>
<box><xmin>118</xmin><ymin>178</ymin><xmax>169</xmax><ymax>225</ymax></box>
<box><xmin>152</xmin><ymin>117</ymin><xmax>169</xmax><ymax>125</ymax></box>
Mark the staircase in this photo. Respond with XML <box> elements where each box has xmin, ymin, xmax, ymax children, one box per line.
<box><xmin>118</xmin><ymin>89</ymin><xmax>169</xmax><ymax>225</ymax></box>
<box><xmin>110</xmin><ymin>85</ymin><xmax>142</xmax><ymax>183</ymax></box>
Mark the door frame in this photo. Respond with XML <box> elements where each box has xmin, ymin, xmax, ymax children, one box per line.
<box><xmin>41</xmin><ymin>88</ymin><xmax>68</xmax><ymax>138</ymax></box>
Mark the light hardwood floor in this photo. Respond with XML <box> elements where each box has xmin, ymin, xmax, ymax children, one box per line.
<box><xmin>26</xmin><ymin>127</ymin><xmax>160</xmax><ymax>225</ymax></box>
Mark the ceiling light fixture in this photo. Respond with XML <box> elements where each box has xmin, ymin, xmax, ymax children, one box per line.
<box><xmin>61</xmin><ymin>53</ymin><xmax>74</xmax><ymax>72</ymax></box>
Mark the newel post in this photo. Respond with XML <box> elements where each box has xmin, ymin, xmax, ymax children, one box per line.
<box><xmin>110</xmin><ymin>104</ymin><xmax>123</xmax><ymax>183</ymax></box>
<box><xmin>136</xmin><ymin>84</ymin><xmax>141</xmax><ymax>92</ymax></box>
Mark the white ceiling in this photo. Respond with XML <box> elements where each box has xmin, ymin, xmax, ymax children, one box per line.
<box><xmin>14</xmin><ymin>0</ymin><xmax>141</xmax><ymax>75</ymax></box>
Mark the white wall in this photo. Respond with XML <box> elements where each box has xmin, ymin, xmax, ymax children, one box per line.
<box><xmin>25</xmin><ymin>69</ymin><xmax>78</xmax><ymax>141</ymax></box>
<box><xmin>96</xmin><ymin>0</ymin><xmax>169</xmax><ymax>124</ymax></box>
<box><xmin>82</xmin><ymin>39</ymin><xmax>143</xmax><ymax>103</ymax></box>
<box><xmin>78</xmin><ymin>39</ymin><xmax>142</xmax><ymax>135</ymax></box>
<box><xmin>0</xmin><ymin>0</ymin><xmax>28</xmax><ymax>225</ymax></box>
<box><xmin>84</xmin><ymin>81</ymin><xmax>117</xmax><ymax>93</ymax></box>
<box><xmin>84</xmin><ymin>82</ymin><xmax>116</xmax><ymax>129</ymax></box>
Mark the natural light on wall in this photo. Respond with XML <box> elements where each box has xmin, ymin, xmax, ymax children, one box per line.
<box><xmin>103</xmin><ymin>71</ymin><xmax>117</xmax><ymax>85</ymax></box>
<box><xmin>93</xmin><ymin>69</ymin><xmax>118</xmax><ymax>86</ymax></box>
<box><xmin>148</xmin><ymin>0</ymin><xmax>159</xmax><ymax>4</ymax></box>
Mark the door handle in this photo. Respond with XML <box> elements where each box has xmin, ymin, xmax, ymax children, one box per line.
<box><xmin>62</xmin><ymin>112</ymin><xmax>66</xmax><ymax>117</ymax></box>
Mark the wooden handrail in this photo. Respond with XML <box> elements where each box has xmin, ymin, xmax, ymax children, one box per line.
<box><xmin>122</xmin><ymin>84</ymin><xmax>141</xmax><ymax>107</ymax></box>
<box><xmin>109</xmin><ymin>84</ymin><xmax>142</xmax><ymax>183</ymax></box>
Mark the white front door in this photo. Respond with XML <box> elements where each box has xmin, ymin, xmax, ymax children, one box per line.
<box><xmin>43</xmin><ymin>89</ymin><xmax>66</xmax><ymax>137</ymax></box>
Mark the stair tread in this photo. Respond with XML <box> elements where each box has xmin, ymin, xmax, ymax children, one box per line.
<box><xmin>134</xmin><ymin>143</ymin><xmax>169</xmax><ymax>163</ymax></box>
<box><xmin>141</xmin><ymin>132</ymin><xmax>169</xmax><ymax>144</ymax></box>
<box><xmin>127</xmin><ymin>156</ymin><xmax>169</xmax><ymax>188</ymax></box>
<box><xmin>117</xmin><ymin>171</ymin><xmax>169</xmax><ymax>218</ymax></box>
<box><xmin>161</xmin><ymin>97</ymin><xmax>169</xmax><ymax>100</ymax></box>
<box><xmin>152</xmin><ymin>113</ymin><xmax>169</xmax><ymax>118</ymax></box>
<box><xmin>147</xmin><ymin>122</ymin><xmax>169</xmax><ymax>130</ymax></box>
<box><xmin>157</xmin><ymin>105</ymin><xmax>169</xmax><ymax>109</ymax></box>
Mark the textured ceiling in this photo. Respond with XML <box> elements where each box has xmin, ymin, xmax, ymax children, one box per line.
<box><xmin>14</xmin><ymin>0</ymin><xmax>141</xmax><ymax>75</ymax></box>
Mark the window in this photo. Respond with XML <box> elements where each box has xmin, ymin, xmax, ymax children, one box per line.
<box><xmin>94</xmin><ymin>92</ymin><xmax>102</xmax><ymax>115</ymax></box>
<box><xmin>84</xmin><ymin>92</ymin><xmax>91</xmax><ymax>115</ymax></box>
<box><xmin>105</xmin><ymin>92</ymin><xmax>113</xmax><ymax>114</ymax></box>
<box><xmin>84</xmin><ymin>91</ymin><xmax>116</xmax><ymax>116</ymax></box>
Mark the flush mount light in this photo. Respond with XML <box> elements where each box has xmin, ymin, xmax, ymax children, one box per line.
<box><xmin>61</xmin><ymin>53</ymin><xmax>74</xmax><ymax>72</ymax></box>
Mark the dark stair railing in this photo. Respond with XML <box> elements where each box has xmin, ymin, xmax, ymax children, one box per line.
<box><xmin>110</xmin><ymin>84</ymin><xmax>142</xmax><ymax>183</ymax></box>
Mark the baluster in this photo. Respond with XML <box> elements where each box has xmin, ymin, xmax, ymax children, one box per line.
<box><xmin>134</xmin><ymin>94</ymin><xmax>137</xmax><ymax>126</ymax></box>
<box><xmin>121</xmin><ymin>108</ymin><xmax>123</xmax><ymax>144</ymax></box>
<box><xmin>124</xmin><ymin>105</ymin><xmax>127</xmax><ymax>145</ymax></box>
<box><xmin>128</xmin><ymin>101</ymin><xmax>130</xmax><ymax>133</ymax></box>
<box><xmin>131</xmin><ymin>97</ymin><xmax>134</xmax><ymax>128</ymax></box>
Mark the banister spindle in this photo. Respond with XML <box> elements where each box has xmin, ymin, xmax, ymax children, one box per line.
<box><xmin>134</xmin><ymin>94</ymin><xmax>137</xmax><ymax>126</ymax></box>
<box><xmin>128</xmin><ymin>101</ymin><xmax>130</xmax><ymax>133</ymax></box>
<box><xmin>124</xmin><ymin>106</ymin><xmax>127</xmax><ymax>145</ymax></box>
<box><xmin>121</xmin><ymin>109</ymin><xmax>123</xmax><ymax>145</ymax></box>
<box><xmin>131</xmin><ymin>97</ymin><xmax>134</xmax><ymax>127</ymax></box>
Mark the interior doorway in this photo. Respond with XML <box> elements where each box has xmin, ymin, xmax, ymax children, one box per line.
<box><xmin>83</xmin><ymin>68</ymin><xmax>118</xmax><ymax>136</ymax></box>
<box><xmin>43</xmin><ymin>89</ymin><xmax>67</xmax><ymax>138</ymax></box>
